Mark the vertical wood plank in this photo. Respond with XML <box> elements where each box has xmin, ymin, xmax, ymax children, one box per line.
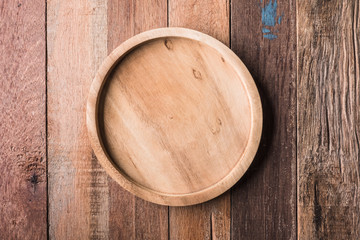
<box><xmin>231</xmin><ymin>0</ymin><xmax>297</xmax><ymax>239</ymax></box>
<box><xmin>106</xmin><ymin>0</ymin><xmax>168</xmax><ymax>239</ymax></box>
<box><xmin>169</xmin><ymin>1</ymin><xmax>231</xmax><ymax>239</ymax></box>
<box><xmin>47</xmin><ymin>0</ymin><xmax>110</xmax><ymax>238</ymax></box>
<box><xmin>297</xmin><ymin>1</ymin><xmax>360</xmax><ymax>239</ymax></box>
<box><xmin>169</xmin><ymin>0</ymin><xmax>229</xmax><ymax>45</ymax></box>
<box><xmin>0</xmin><ymin>1</ymin><xmax>47</xmax><ymax>239</ymax></box>
<box><xmin>170</xmin><ymin>195</ymin><xmax>230</xmax><ymax>240</ymax></box>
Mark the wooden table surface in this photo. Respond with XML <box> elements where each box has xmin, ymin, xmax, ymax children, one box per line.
<box><xmin>0</xmin><ymin>0</ymin><xmax>359</xmax><ymax>239</ymax></box>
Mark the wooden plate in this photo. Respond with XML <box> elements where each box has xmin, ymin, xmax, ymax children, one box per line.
<box><xmin>87</xmin><ymin>28</ymin><xmax>262</xmax><ymax>206</ymax></box>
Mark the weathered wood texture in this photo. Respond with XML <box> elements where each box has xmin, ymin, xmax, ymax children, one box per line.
<box><xmin>170</xmin><ymin>194</ymin><xmax>230</xmax><ymax>240</ymax></box>
<box><xmin>297</xmin><ymin>1</ymin><xmax>360</xmax><ymax>239</ymax></box>
<box><xmin>47</xmin><ymin>0</ymin><xmax>110</xmax><ymax>238</ymax></box>
<box><xmin>169</xmin><ymin>0</ymin><xmax>231</xmax><ymax>239</ymax></box>
<box><xmin>107</xmin><ymin>0</ymin><xmax>168</xmax><ymax>239</ymax></box>
<box><xmin>231</xmin><ymin>0</ymin><xmax>297</xmax><ymax>239</ymax></box>
<box><xmin>169</xmin><ymin>0</ymin><xmax>230</xmax><ymax>45</ymax></box>
<box><xmin>0</xmin><ymin>0</ymin><xmax>47</xmax><ymax>239</ymax></box>
<box><xmin>6</xmin><ymin>0</ymin><xmax>360</xmax><ymax>238</ymax></box>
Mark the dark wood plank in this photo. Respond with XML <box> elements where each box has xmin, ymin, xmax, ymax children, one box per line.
<box><xmin>231</xmin><ymin>0</ymin><xmax>297</xmax><ymax>239</ymax></box>
<box><xmin>0</xmin><ymin>0</ymin><xmax>47</xmax><ymax>239</ymax></box>
<box><xmin>169</xmin><ymin>0</ymin><xmax>231</xmax><ymax>239</ymax></box>
<box><xmin>297</xmin><ymin>1</ymin><xmax>360</xmax><ymax>239</ymax></box>
<box><xmin>47</xmin><ymin>0</ymin><xmax>110</xmax><ymax>238</ymax></box>
<box><xmin>107</xmin><ymin>0</ymin><xmax>168</xmax><ymax>239</ymax></box>
<box><xmin>170</xmin><ymin>194</ymin><xmax>230</xmax><ymax>240</ymax></box>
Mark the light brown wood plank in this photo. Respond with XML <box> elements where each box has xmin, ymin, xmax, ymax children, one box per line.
<box><xmin>169</xmin><ymin>0</ymin><xmax>229</xmax><ymax>45</ymax></box>
<box><xmin>106</xmin><ymin>0</ymin><xmax>168</xmax><ymax>239</ymax></box>
<box><xmin>169</xmin><ymin>0</ymin><xmax>230</xmax><ymax>238</ymax></box>
<box><xmin>47</xmin><ymin>0</ymin><xmax>109</xmax><ymax>238</ymax></box>
<box><xmin>297</xmin><ymin>1</ymin><xmax>360</xmax><ymax>239</ymax></box>
<box><xmin>0</xmin><ymin>0</ymin><xmax>47</xmax><ymax>239</ymax></box>
<box><xmin>231</xmin><ymin>0</ymin><xmax>297</xmax><ymax>239</ymax></box>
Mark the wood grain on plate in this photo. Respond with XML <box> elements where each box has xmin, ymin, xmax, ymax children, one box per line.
<box><xmin>231</xmin><ymin>0</ymin><xmax>297</xmax><ymax>239</ymax></box>
<box><xmin>107</xmin><ymin>0</ymin><xmax>169</xmax><ymax>239</ymax></box>
<box><xmin>168</xmin><ymin>1</ymin><xmax>231</xmax><ymax>238</ymax></box>
<box><xmin>0</xmin><ymin>0</ymin><xmax>47</xmax><ymax>239</ymax></box>
<box><xmin>87</xmin><ymin>28</ymin><xmax>262</xmax><ymax>206</ymax></box>
<box><xmin>297</xmin><ymin>1</ymin><xmax>360</xmax><ymax>239</ymax></box>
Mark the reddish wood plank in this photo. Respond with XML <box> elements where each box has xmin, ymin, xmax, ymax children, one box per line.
<box><xmin>47</xmin><ymin>0</ymin><xmax>110</xmax><ymax>238</ymax></box>
<box><xmin>231</xmin><ymin>0</ymin><xmax>297</xmax><ymax>239</ymax></box>
<box><xmin>0</xmin><ymin>0</ymin><xmax>47</xmax><ymax>239</ymax></box>
<box><xmin>107</xmin><ymin>0</ymin><xmax>168</xmax><ymax>239</ymax></box>
<box><xmin>297</xmin><ymin>1</ymin><xmax>360</xmax><ymax>239</ymax></box>
<box><xmin>169</xmin><ymin>0</ymin><xmax>231</xmax><ymax>239</ymax></box>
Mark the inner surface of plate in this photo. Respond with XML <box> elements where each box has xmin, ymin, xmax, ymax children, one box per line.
<box><xmin>98</xmin><ymin>36</ymin><xmax>251</xmax><ymax>195</ymax></box>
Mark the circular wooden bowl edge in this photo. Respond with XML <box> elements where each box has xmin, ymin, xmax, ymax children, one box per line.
<box><xmin>86</xmin><ymin>27</ymin><xmax>263</xmax><ymax>206</ymax></box>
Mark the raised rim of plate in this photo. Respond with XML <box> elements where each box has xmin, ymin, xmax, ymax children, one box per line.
<box><xmin>86</xmin><ymin>27</ymin><xmax>262</xmax><ymax>206</ymax></box>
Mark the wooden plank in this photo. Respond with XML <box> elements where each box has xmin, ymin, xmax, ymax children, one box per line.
<box><xmin>106</xmin><ymin>0</ymin><xmax>168</xmax><ymax>239</ymax></box>
<box><xmin>0</xmin><ymin>0</ymin><xmax>47</xmax><ymax>239</ymax></box>
<box><xmin>170</xmin><ymin>195</ymin><xmax>230</xmax><ymax>239</ymax></box>
<box><xmin>168</xmin><ymin>0</ymin><xmax>231</xmax><ymax>239</ymax></box>
<box><xmin>297</xmin><ymin>1</ymin><xmax>360</xmax><ymax>239</ymax></box>
<box><xmin>169</xmin><ymin>0</ymin><xmax>229</xmax><ymax>45</ymax></box>
<box><xmin>230</xmin><ymin>0</ymin><xmax>297</xmax><ymax>239</ymax></box>
<box><xmin>47</xmin><ymin>0</ymin><xmax>110</xmax><ymax>238</ymax></box>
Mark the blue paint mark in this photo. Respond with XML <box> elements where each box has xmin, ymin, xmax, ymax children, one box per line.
<box><xmin>262</xmin><ymin>28</ymin><xmax>271</xmax><ymax>33</ymax></box>
<box><xmin>261</xmin><ymin>0</ymin><xmax>278</xmax><ymax>26</ymax></box>
<box><xmin>260</xmin><ymin>0</ymin><xmax>284</xmax><ymax>40</ymax></box>
<box><xmin>264</xmin><ymin>34</ymin><xmax>278</xmax><ymax>40</ymax></box>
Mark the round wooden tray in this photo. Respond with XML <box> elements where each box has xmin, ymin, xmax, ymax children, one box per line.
<box><xmin>87</xmin><ymin>28</ymin><xmax>262</xmax><ymax>206</ymax></box>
